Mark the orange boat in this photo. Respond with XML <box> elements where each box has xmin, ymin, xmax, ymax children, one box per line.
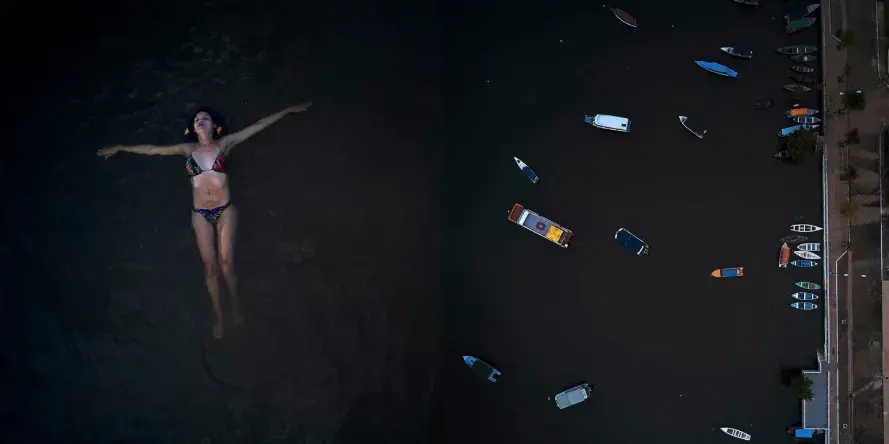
<box><xmin>711</xmin><ymin>267</ymin><xmax>744</xmax><ymax>278</ymax></box>
<box><xmin>779</xmin><ymin>242</ymin><xmax>791</xmax><ymax>268</ymax></box>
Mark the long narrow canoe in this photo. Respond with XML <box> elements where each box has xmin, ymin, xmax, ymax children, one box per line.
<box><xmin>610</xmin><ymin>7</ymin><xmax>637</xmax><ymax>28</ymax></box>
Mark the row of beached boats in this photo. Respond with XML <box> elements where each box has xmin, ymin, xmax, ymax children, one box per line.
<box><xmin>779</xmin><ymin>226</ymin><xmax>823</xmax><ymax>311</ymax></box>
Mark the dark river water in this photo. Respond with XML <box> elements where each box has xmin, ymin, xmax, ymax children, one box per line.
<box><xmin>441</xmin><ymin>0</ymin><xmax>824</xmax><ymax>443</ymax></box>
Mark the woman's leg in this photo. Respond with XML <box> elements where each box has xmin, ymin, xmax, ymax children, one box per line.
<box><xmin>192</xmin><ymin>211</ymin><xmax>224</xmax><ymax>338</ymax></box>
<box><xmin>216</xmin><ymin>204</ymin><xmax>242</xmax><ymax>327</ymax></box>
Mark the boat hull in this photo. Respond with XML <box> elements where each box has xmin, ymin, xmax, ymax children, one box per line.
<box><xmin>514</xmin><ymin>157</ymin><xmax>539</xmax><ymax>183</ymax></box>
<box><xmin>797</xmin><ymin>242</ymin><xmax>820</xmax><ymax>251</ymax></box>
<box><xmin>792</xmin><ymin>292</ymin><xmax>819</xmax><ymax>301</ymax></box>
<box><xmin>779</xmin><ymin>243</ymin><xmax>790</xmax><ymax>268</ymax></box>
<box><xmin>791</xmin><ymin>302</ymin><xmax>818</xmax><ymax>310</ymax></box>
<box><xmin>796</xmin><ymin>281</ymin><xmax>822</xmax><ymax>290</ymax></box>
<box><xmin>712</xmin><ymin>267</ymin><xmax>743</xmax><ymax>278</ymax></box>
<box><xmin>791</xmin><ymin>260</ymin><xmax>818</xmax><ymax>267</ymax></box>
<box><xmin>790</xmin><ymin>224</ymin><xmax>823</xmax><ymax>233</ymax></box>
<box><xmin>781</xmin><ymin>235</ymin><xmax>808</xmax><ymax>243</ymax></box>
<box><xmin>610</xmin><ymin>8</ymin><xmax>637</xmax><ymax>28</ymax></box>
<box><xmin>678</xmin><ymin>116</ymin><xmax>707</xmax><ymax>138</ymax></box>
<box><xmin>695</xmin><ymin>61</ymin><xmax>738</xmax><ymax>78</ymax></box>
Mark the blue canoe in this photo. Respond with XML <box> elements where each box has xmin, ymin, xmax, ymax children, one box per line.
<box><xmin>695</xmin><ymin>61</ymin><xmax>738</xmax><ymax>78</ymax></box>
<box><xmin>463</xmin><ymin>355</ymin><xmax>501</xmax><ymax>383</ymax></box>
<box><xmin>790</xmin><ymin>260</ymin><xmax>818</xmax><ymax>267</ymax></box>
<box><xmin>513</xmin><ymin>157</ymin><xmax>538</xmax><ymax>183</ymax></box>
<box><xmin>792</xmin><ymin>292</ymin><xmax>818</xmax><ymax>301</ymax></box>
<box><xmin>777</xmin><ymin>124</ymin><xmax>818</xmax><ymax>137</ymax></box>
<box><xmin>791</xmin><ymin>301</ymin><xmax>818</xmax><ymax>310</ymax></box>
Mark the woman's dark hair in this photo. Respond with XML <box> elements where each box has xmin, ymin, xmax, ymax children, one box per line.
<box><xmin>183</xmin><ymin>106</ymin><xmax>228</xmax><ymax>143</ymax></box>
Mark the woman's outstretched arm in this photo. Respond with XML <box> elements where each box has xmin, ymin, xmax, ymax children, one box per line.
<box><xmin>97</xmin><ymin>143</ymin><xmax>189</xmax><ymax>158</ymax></box>
<box><xmin>221</xmin><ymin>102</ymin><xmax>312</xmax><ymax>153</ymax></box>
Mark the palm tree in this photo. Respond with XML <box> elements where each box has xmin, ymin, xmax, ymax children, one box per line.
<box><xmin>784</xmin><ymin>130</ymin><xmax>817</xmax><ymax>161</ymax></box>
<box><xmin>843</xmin><ymin>90</ymin><xmax>866</xmax><ymax>111</ymax></box>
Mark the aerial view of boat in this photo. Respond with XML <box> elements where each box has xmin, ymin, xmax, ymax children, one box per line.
<box><xmin>791</xmin><ymin>75</ymin><xmax>816</xmax><ymax>85</ymax></box>
<box><xmin>778</xmin><ymin>124</ymin><xmax>818</xmax><ymax>137</ymax></box>
<box><xmin>610</xmin><ymin>7</ymin><xmax>637</xmax><ymax>28</ymax></box>
<box><xmin>784</xmin><ymin>84</ymin><xmax>812</xmax><ymax>93</ymax></box>
<box><xmin>796</xmin><ymin>281</ymin><xmax>822</xmax><ymax>290</ymax></box>
<box><xmin>731</xmin><ymin>0</ymin><xmax>759</xmax><ymax>5</ymax></box>
<box><xmin>791</xmin><ymin>260</ymin><xmax>818</xmax><ymax>267</ymax></box>
<box><xmin>507</xmin><ymin>203</ymin><xmax>574</xmax><ymax>248</ymax></box>
<box><xmin>721</xmin><ymin>427</ymin><xmax>752</xmax><ymax>441</ymax></box>
<box><xmin>786</xmin><ymin>107</ymin><xmax>818</xmax><ymax>117</ymax></box>
<box><xmin>793</xmin><ymin>116</ymin><xmax>821</xmax><ymax>124</ymax></box>
<box><xmin>791</xmin><ymin>223</ymin><xmax>823</xmax><ymax>232</ymax></box>
<box><xmin>679</xmin><ymin>116</ymin><xmax>707</xmax><ymax>138</ymax></box>
<box><xmin>463</xmin><ymin>355</ymin><xmax>502</xmax><ymax>383</ymax></box>
<box><xmin>779</xmin><ymin>242</ymin><xmax>790</xmax><ymax>268</ymax></box>
<box><xmin>789</xmin><ymin>4</ymin><xmax>820</xmax><ymax>18</ymax></box>
<box><xmin>756</xmin><ymin>100</ymin><xmax>773</xmax><ymax>109</ymax></box>
<box><xmin>797</xmin><ymin>242</ymin><xmax>820</xmax><ymax>251</ymax></box>
<box><xmin>513</xmin><ymin>157</ymin><xmax>539</xmax><ymax>184</ymax></box>
<box><xmin>787</xmin><ymin>17</ymin><xmax>817</xmax><ymax>34</ymax></box>
<box><xmin>774</xmin><ymin>149</ymin><xmax>791</xmax><ymax>160</ymax></box>
<box><xmin>585</xmin><ymin>114</ymin><xmax>631</xmax><ymax>132</ymax></box>
<box><xmin>791</xmin><ymin>301</ymin><xmax>818</xmax><ymax>310</ymax></box>
<box><xmin>791</xmin><ymin>54</ymin><xmax>817</xmax><ymax>63</ymax></box>
<box><xmin>777</xmin><ymin>45</ymin><xmax>817</xmax><ymax>55</ymax></box>
<box><xmin>781</xmin><ymin>234</ymin><xmax>808</xmax><ymax>243</ymax></box>
<box><xmin>695</xmin><ymin>60</ymin><xmax>738</xmax><ymax>78</ymax></box>
<box><xmin>711</xmin><ymin>267</ymin><xmax>744</xmax><ymax>278</ymax></box>
<box><xmin>721</xmin><ymin>46</ymin><xmax>753</xmax><ymax>59</ymax></box>
<box><xmin>794</xmin><ymin>250</ymin><xmax>821</xmax><ymax>260</ymax></box>
<box><xmin>792</xmin><ymin>292</ymin><xmax>819</xmax><ymax>301</ymax></box>
<box><xmin>792</xmin><ymin>65</ymin><xmax>815</xmax><ymax>73</ymax></box>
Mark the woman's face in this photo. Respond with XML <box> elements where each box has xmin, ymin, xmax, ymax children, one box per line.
<box><xmin>194</xmin><ymin>112</ymin><xmax>214</xmax><ymax>136</ymax></box>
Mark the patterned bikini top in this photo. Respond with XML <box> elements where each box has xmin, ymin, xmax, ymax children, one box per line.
<box><xmin>185</xmin><ymin>148</ymin><xmax>228</xmax><ymax>177</ymax></box>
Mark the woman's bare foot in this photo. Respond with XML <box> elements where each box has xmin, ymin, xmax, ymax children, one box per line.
<box><xmin>213</xmin><ymin>322</ymin><xmax>224</xmax><ymax>339</ymax></box>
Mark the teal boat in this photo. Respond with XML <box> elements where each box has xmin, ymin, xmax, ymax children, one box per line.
<box><xmin>786</xmin><ymin>17</ymin><xmax>817</xmax><ymax>34</ymax></box>
<box><xmin>796</xmin><ymin>281</ymin><xmax>822</xmax><ymax>290</ymax></box>
<box><xmin>791</xmin><ymin>55</ymin><xmax>817</xmax><ymax>63</ymax></box>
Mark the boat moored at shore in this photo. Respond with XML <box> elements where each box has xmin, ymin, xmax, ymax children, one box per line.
<box><xmin>786</xmin><ymin>108</ymin><xmax>818</xmax><ymax>117</ymax></box>
<box><xmin>792</xmin><ymin>292</ymin><xmax>819</xmax><ymax>301</ymax></box>
<box><xmin>790</xmin><ymin>54</ymin><xmax>817</xmax><ymax>63</ymax></box>
<box><xmin>779</xmin><ymin>243</ymin><xmax>790</xmax><ymax>268</ymax></box>
<box><xmin>794</xmin><ymin>250</ymin><xmax>820</xmax><ymax>260</ymax></box>
<box><xmin>792</xmin><ymin>301</ymin><xmax>818</xmax><ymax>310</ymax></box>
<box><xmin>790</xmin><ymin>224</ymin><xmax>823</xmax><ymax>233</ymax></box>
<box><xmin>777</xmin><ymin>45</ymin><xmax>817</xmax><ymax>55</ymax></box>
<box><xmin>796</xmin><ymin>281</ymin><xmax>822</xmax><ymax>290</ymax></box>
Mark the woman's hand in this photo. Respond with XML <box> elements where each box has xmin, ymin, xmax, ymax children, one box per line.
<box><xmin>285</xmin><ymin>102</ymin><xmax>312</xmax><ymax>114</ymax></box>
<box><xmin>97</xmin><ymin>145</ymin><xmax>122</xmax><ymax>158</ymax></box>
